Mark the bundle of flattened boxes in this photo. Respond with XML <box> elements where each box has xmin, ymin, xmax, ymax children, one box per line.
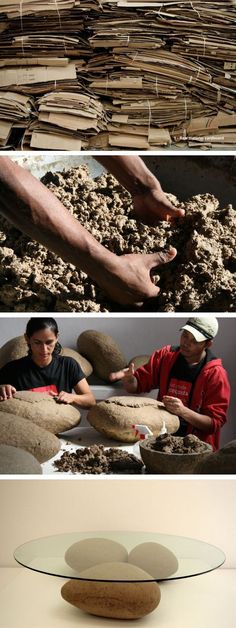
<box><xmin>0</xmin><ymin>0</ymin><xmax>235</xmax><ymax>150</ymax></box>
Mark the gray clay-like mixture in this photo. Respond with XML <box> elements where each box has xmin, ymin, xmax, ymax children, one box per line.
<box><xmin>54</xmin><ymin>445</ymin><xmax>143</xmax><ymax>474</ymax></box>
<box><xmin>150</xmin><ymin>434</ymin><xmax>212</xmax><ymax>454</ymax></box>
<box><xmin>0</xmin><ymin>165</ymin><xmax>235</xmax><ymax>312</ymax></box>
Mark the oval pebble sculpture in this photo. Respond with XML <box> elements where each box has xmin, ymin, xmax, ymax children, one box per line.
<box><xmin>0</xmin><ymin>335</ymin><xmax>28</xmax><ymax>367</ymax></box>
<box><xmin>65</xmin><ymin>537</ymin><xmax>128</xmax><ymax>573</ymax></box>
<box><xmin>61</xmin><ymin>562</ymin><xmax>161</xmax><ymax>619</ymax></box>
<box><xmin>0</xmin><ymin>391</ymin><xmax>81</xmax><ymax>434</ymax></box>
<box><xmin>87</xmin><ymin>396</ymin><xmax>179</xmax><ymax>443</ymax></box>
<box><xmin>128</xmin><ymin>542</ymin><xmax>178</xmax><ymax>579</ymax></box>
<box><xmin>60</xmin><ymin>347</ymin><xmax>93</xmax><ymax>378</ymax></box>
<box><xmin>0</xmin><ymin>412</ymin><xmax>60</xmax><ymax>462</ymax></box>
<box><xmin>0</xmin><ymin>444</ymin><xmax>42</xmax><ymax>474</ymax></box>
<box><xmin>77</xmin><ymin>330</ymin><xmax>126</xmax><ymax>382</ymax></box>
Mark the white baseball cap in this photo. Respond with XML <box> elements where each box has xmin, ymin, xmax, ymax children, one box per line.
<box><xmin>180</xmin><ymin>317</ymin><xmax>219</xmax><ymax>342</ymax></box>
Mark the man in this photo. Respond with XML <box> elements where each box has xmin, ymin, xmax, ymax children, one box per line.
<box><xmin>0</xmin><ymin>155</ymin><xmax>184</xmax><ymax>306</ymax></box>
<box><xmin>110</xmin><ymin>317</ymin><xmax>230</xmax><ymax>450</ymax></box>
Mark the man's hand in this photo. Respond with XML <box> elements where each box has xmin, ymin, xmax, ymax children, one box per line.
<box><xmin>110</xmin><ymin>362</ymin><xmax>135</xmax><ymax>383</ymax></box>
<box><xmin>95</xmin><ymin>247</ymin><xmax>177</xmax><ymax>306</ymax></box>
<box><xmin>109</xmin><ymin>363</ymin><xmax>138</xmax><ymax>393</ymax></box>
<box><xmin>97</xmin><ymin>155</ymin><xmax>185</xmax><ymax>225</ymax></box>
<box><xmin>133</xmin><ymin>185</ymin><xmax>185</xmax><ymax>225</ymax></box>
<box><xmin>0</xmin><ymin>156</ymin><xmax>178</xmax><ymax>307</ymax></box>
<box><xmin>0</xmin><ymin>385</ymin><xmax>16</xmax><ymax>401</ymax></box>
<box><xmin>163</xmin><ymin>396</ymin><xmax>188</xmax><ymax>418</ymax></box>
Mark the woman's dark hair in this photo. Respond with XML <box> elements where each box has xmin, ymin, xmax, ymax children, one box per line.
<box><xmin>25</xmin><ymin>318</ymin><xmax>62</xmax><ymax>355</ymax></box>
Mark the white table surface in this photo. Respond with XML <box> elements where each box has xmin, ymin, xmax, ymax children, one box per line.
<box><xmin>0</xmin><ymin>567</ymin><xmax>235</xmax><ymax>628</ymax></box>
<box><xmin>42</xmin><ymin>426</ymin><xmax>139</xmax><ymax>475</ymax></box>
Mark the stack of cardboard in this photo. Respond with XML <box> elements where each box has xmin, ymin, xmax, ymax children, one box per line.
<box><xmin>24</xmin><ymin>89</ymin><xmax>107</xmax><ymax>149</ymax></box>
<box><xmin>0</xmin><ymin>90</ymin><xmax>34</xmax><ymax>147</ymax></box>
<box><xmin>86</xmin><ymin>49</ymin><xmax>218</xmax><ymax>147</ymax></box>
<box><xmin>87</xmin><ymin>0</ymin><xmax>236</xmax><ymax>148</ymax></box>
<box><xmin>173</xmin><ymin>111</ymin><xmax>236</xmax><ymax>148</ymax></box>
<box><xmin>0</xmin><ymin>35</ymin><xmax>90</xmax><ymax>60</ymax></box>
<box><xmin>0</xmin><ymin>0</ymin><xmax>235</xmax><ymax>149</ymax></box>
<box><xmin>1</xmin><ymin>1</ymin><xmax>78</xmax><ymax>19</ymax></box>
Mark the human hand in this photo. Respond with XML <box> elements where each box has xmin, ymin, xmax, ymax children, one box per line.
<box><xmin>109</xmin><ymin>362</ymin><xmax>138</xmax><ymax>393</ymax></box>
<box><xmin>133</xmin><ymin>185</ymin><xmax>185</xmax><ymax>225</ymax></box>
<box><xmin>110</xmin><ymin>362</ymin><xmax>135</xmax><ymax>383</ymax></box>
<box><xmin>163</xmin><ymin>396</ymin><xmax>187</xmax><ymax>418</ymax></box>
<box><xmin>0</xmin><ymin>384</ymin><xmax>16</xmax><ymax>401</ymax></box>
<box><xmin>56</xmin><ymin>391</ymin><xmax>76</xmax><ymax>404</ymax></box>
<box><xmin>95</xmin><ymin>247</ymin><xmax>177</xmax><ymax>306</ymax></box>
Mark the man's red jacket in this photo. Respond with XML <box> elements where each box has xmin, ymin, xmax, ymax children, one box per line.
<box><xmin>135</xmin><ymin>345</ymin><xmax>231</xmax><ymax>451</ymax></box>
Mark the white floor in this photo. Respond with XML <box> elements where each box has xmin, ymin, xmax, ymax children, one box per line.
<box><xmin>0</xmin><ymin>568</ymin><xmax>235</xmax><ymax>628</ymax></box>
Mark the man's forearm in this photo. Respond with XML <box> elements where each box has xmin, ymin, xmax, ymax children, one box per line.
<box><xmin>181</xmin><ymin>407</ymin><xmax>213</xmax><ymax>432</ymax></box>
<box><xmin>0</xmin><ymin>157</ymin><xmax>117</xmax><ymax>279</ymax></box>
<box><xmin>97</xmin><ymin>155</ymin><xmax>158</xmax><ymax>196</ymax></box>
<box><xmin>0</xmin><ymin>157</ymin><xmax>177</xmax><ymax>306</ymax></box>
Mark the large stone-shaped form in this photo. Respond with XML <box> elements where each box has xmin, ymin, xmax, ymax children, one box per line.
<box><xmin>61</xmin><ymin>562</ymin><xmax>161</xmax><ymax>619</ymax></box>
<box><xmin>0</xmin><ymin>335</ymin><xmax>28</xmax><ymax>367</ymax></box>
<box><xmin>0</xmin><ymin>335</ymin><xmax>93</xmax><ymax>377</ymax></box>
<box><xmin>65</xmin><ymin>538</ymin><xmax>128</xmax><ymax>572</ymax></box>
<box><xmin>0</xmin><ymin>444</ymin><xmax>42</xmax><ymax>474</ymax></box>
<box><xmin>87</xmin><ymin>396</ymin><xmax>179</xmax><ymax>443</ymax></box>
<box><xmin>195</xmin><ymin>440</ymin><xmax>236</xmax><ymax>474</ymax></box>
<box><xmin>0</xmin><ymin>412</ymin><xmax>60</xmax><ymax>462</ymax></box>
<box><xmin>77</xmin><ymin>330</ymin><xmax>126</xmax><ymax>382</ymax></box>
<box><xmin>128</xmin><ymin>542</ymin><xmax>178</xmax><ymax>579</ymax></box>
<box><xmin>0</xmin><ymin>391</ymin><xmax>81</xmax><ymax>434</ymax></box>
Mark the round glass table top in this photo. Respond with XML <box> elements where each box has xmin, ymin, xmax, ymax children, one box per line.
<box><xmin>14</xmin><ymin>531</ymin><xmax>225</xmax><ymax>582</ymax></box>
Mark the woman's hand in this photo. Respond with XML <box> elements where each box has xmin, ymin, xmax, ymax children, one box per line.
<box><xmin>0</xmin><ymin>384</ymin><xmax>16</xmax><ymax>401</ymax></box>
<box><xmin>49</xmin><ymin>380</ymin><xmax>96</xmax><ymax>408</ymax></box>
<box><xmin>55</xmin><ymin>391</ymin><xmax>76</xmax><ymax>404</ymax></box>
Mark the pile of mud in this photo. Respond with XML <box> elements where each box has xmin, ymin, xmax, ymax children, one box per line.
<box><xmin>0</xmin><ymin>165</ymin><xmax>235</xmax><ymax>312</ymax></box>
<box><xmin>54</xmin><ymin>445</ymin><xmax>143</xmax><ymax>474</ymax></box>
<box><xmin>150</xmin><ymin>434</ymin><xmax>212</xmax><ymax>455</ymax></box>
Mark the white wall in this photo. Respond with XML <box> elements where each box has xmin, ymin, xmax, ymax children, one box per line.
<box><xmin>0</xmin><ymin>479</ymin><xmax>235</xmax><ymax>568</ymax></box>
<box><xmin>0</xmin><ymin>315</ymin><xmax>235</xmax><ymax>444</ymax></box>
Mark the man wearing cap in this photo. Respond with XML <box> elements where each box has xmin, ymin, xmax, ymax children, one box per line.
<box><xmin>110</xmin><ymin>317</ymin><xmax>230</xmax><ymax>450</ymax></box>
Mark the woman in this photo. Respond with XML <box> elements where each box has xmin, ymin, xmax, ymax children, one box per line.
<box><xmin>0</xmin><ymin>318</ymin><xmax>95</xmax><ymax>408</ymax></box>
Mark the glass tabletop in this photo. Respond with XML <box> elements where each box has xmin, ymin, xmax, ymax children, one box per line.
<box><xmin>14</xmin><ymin>531</ymin><xmax>225</xmax><ymax>582</ymax></box>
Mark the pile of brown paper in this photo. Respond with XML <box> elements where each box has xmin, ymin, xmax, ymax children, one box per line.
<box><xmin>0</xmin><ymin>0</ymin><xmax>235</xmax><ymax>149</ymax></box>
<box><xmin>0</xmin><ymin>90</ymin><xmax>34</xmax><ymax>147</ymax></box>
<box><xmin>25</xmin><ymin>89</ymin><xmax>107</xmax><ymax>149</ymax></box>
